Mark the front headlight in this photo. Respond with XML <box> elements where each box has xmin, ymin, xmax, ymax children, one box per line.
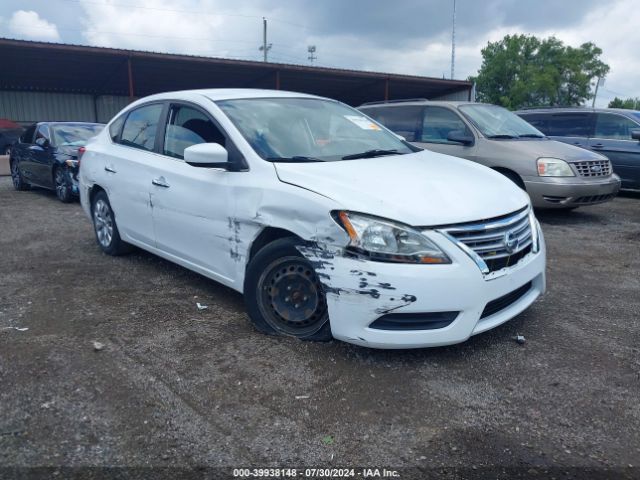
<box><xmin>537</xmin><ymin>157</ymin><xmax>574</xmax><ymax>177</ymax></box>
<box><xmin>334</xmin><ymin>211</ymin><xmax>451</xmax><ymax>264</ymax></box>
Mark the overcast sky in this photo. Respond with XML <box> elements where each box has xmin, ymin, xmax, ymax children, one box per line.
<box><xmin>0</xmin><ymin>0</ymin><xmax>637</xmax><ymax>107</ymax></box>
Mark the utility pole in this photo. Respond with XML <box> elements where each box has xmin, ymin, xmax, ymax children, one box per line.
<box><xmin>592</xmin><ymin>77</ymin><xmax>604</xmax><ymax>107</ymax></box>
<box><xmin>307</xmin><ymin>45</ymin><xmax>317</xmax><ymax>64</ymax></box>
<box><xmin>259</xmin><ymin>17</ymin><xmax>272</xmax><ymax>62</ymax></box>
<box><xmin>450</xmin><ymin>0</ymin><xmax>456</xmax><ymax>79</ymax></box>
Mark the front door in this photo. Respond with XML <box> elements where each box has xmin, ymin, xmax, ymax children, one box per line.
<box><xmin>415</xmin><ymin>106</ymin><xmax>477</xmax><ymax>159</ymax></box>
<box><xmin>589</xmin><ymin>112</ymin><xmax>640</xmax><ymax>189</ymax></box>
<box><xmin>150</xmin><ymin>103</ymin><xmax>237</xmax><ymax>284</ymax></box>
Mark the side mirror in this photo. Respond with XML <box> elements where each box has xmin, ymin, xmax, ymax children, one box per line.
<box><xmin>447</xmin><ymin>130</ymin><xmax>474</xmax><ymax>146</ymax></box>
<box><xmin>394</xmin><ymin>133</ymin><xmax>407</xmax><ymax>141</ymax></box>
<box><xmin>35</xmin><ymin>137</ymin><xmax>50</xmax><ymax>148</ymax></box>
<box><xmin>631</xmin><ymin>129</ymin><xmax>640</xmax><ymax>141</ymax></box>
<box><xmin>184</xmin><ymin>143</ymin><xmax>230</xmax><ymax>169</ymax></box>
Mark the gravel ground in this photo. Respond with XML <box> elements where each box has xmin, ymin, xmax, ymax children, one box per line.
<box><xmin>0</xmin><ymin>177</ymin><xmax>639</xmax><ymax>479</ymax></box>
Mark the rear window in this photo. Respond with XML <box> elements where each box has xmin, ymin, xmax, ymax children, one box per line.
<box><xmin>361</xmin><ymin>106</ymin><xmax>422</xmax><ymax>142</ymax></box>
<box><xmin>20</xmin><ymin>124</ymin><xmax>36</xmax><ymax>143</ymax></box>
<box><xmin>120</xmin><ymin>104</ymin><xmax>163</xmax><ymax>151</ymax></box>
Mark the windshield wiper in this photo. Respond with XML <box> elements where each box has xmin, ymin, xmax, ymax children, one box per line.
<box><xmin>486</xmin><ymin>134</ymin><xmax>518</xmax><ymax>139</ymax></box>
<box><xmin>342</xmin><ymin>149</ymin><xmax>399</xmax><ymax>160</ymax></box>
<box><xmin>518</xmin><ymin>133</ymin><xmax>545</xmax><ymax>138</ymax></box>
<box><xmin>266</xmin><ymin>156</ymin><xmax>324</xmax><ymax>163</ymax></box>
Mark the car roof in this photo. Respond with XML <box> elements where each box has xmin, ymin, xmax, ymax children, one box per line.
<box><xmin>516</xmin><ymin>107</ymin><xmax>640</xmax><ymax>116</ymax></box>
<box><xmin>359</xmin><ymin>100</ymin><xmax>483</xmax><ymax>109</ymax></box>
<box><xmin>138</xmin><ymin>88</ymin><xmax>325</xmax><ymax>104</ymax></box>
<box><xmin>36</xmin><ymin>122</ymin><xmax>105</xmax><ymax>127</ymax></box>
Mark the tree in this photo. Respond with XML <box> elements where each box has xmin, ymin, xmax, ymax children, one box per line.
<box><xmin>608</xmin><ymin>97</ymin><xmax>640</xmax><ymax>109</ymax></box>
<box><xmin>470</xmin><ymin>34</ymin><xmax>610</xmax><ymax>110</ymax></box>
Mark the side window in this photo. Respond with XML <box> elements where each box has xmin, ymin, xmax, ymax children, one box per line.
<box><xmin>594</xmin><ymin>113</ymin><xmax>640</xmax><ymax>140</ymax></box>
<box><xmin>518</xmin><ymin>114</ymin><xmax>548</xmax><ymax>133</ymax></box>
<box><xmin>163</xmin><ymin>105</ymin><xmax>226</xmax><ymax>159</ymax></box>
<box><xmin>120</xmin><ymin>103</ymin><xmax>163</xmax><ymax>151</ymax></box>
<box><xmin>363</xmin><ymin>106</ymin><xmax>422</xmax><ymax>142</ymax></box>
<box><xmin>547</xmin><ymin>113</ymin><xmax>592</xmax><ymax>137</ymax></box>
<box><xmin>35</xmin><ymin>124</ymin><xmax>50</xmax><ymax>142</ymax></box>
<box><xmin>421</xmin><ymin>107</ymin><xmax>471</xmax><ymax>144</ymax></box>
<box><xmin>109</xmin><ymin>114</ymin><xmax>125</xmax><ymax>143</ymax></box>
<box><xmin>20</xmin><ymin>124</ymin><xmax>36</xmax><ymax>143</ymax></box>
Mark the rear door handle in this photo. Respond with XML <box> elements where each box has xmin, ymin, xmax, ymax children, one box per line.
<box><xmin>591</xmin><ymin>144</ymin><xmax>605</xmax><ymax>149</ymax></box>
<box><xmin>104</xmin><ymin>165</ymin><xmax>117</xmax><ymax>173</ymax></box>
<box><xmin>152</xmin><ymin>176</ymin><xmax>170</xmax><ymax>188</ymax></box>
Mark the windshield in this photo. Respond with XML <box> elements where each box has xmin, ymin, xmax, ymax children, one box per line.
<box><xmin>217</xmin><ymin>97</ymin><xmax>416</xmax><ymax>161</ymax></box>
<box><xmin>459</xmin><ymin>104</ymin><xmax>545</xmax><ymax>138</ymax></box>
<box><xmin>52</xmin><ymin>124</ymin><xmax>104</xmax><ymax>147</ymax></box>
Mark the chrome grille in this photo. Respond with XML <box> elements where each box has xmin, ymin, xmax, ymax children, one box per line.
<box><xmin>437</xmin><ymin>207</ymin><xmax>534</xmax><ymax>274</ymax></box>
<box><xmin>573</xmin><ymin>160</ymin><xmax>611</xmax><ymax>177</ymax></box>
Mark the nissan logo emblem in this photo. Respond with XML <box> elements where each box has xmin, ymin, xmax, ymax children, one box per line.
<box><xmin>504</xmin><ymin>231</ymin><xmax>519</xmax><ymax>254</ymax></box>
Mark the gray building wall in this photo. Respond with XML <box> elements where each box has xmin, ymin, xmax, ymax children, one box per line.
<box><xmin>0</xmin><ymin>91</ymin><xmax>131</xmax><ymax>125</ymax></box>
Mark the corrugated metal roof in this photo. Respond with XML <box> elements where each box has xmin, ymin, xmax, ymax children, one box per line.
<box><xmin>0</xmin><ymin>38</ymin><xmax>472</xmax><ymax>106</ymax></box>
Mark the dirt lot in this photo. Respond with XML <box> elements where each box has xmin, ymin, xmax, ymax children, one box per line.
<box><xmin>1</xmin><ymin>176</ymin><xmax>639</xmax><ymax>479</ymax></box>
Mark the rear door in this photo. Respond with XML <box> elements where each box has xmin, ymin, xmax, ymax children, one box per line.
<box><xmin>149</xmin><ymin>102</ymin><xmax>237</xmax><ymax>283</ymax></box>
<box><xmin>589</xmin><ymin>112</ymin><xmax>640</xmax><ymax>189</ymax></box>
<box><xmin>544</xmin><ymin>112</ymin><xmax>594</xmax><ymax>149</ymax></box>
<box><xmin>13</xmin><ymin>124</ymin><xmax>36</xmax><ymax>180</ymax></box>
<box><xmin>31</xmin><ymin>124</ymin><xmax>54</xmax><ymax>187</ymax></box>
<box><xmin>105</xmin><ymin>102</ymin><xmax>164</xmax><ymax>247</ymax></box>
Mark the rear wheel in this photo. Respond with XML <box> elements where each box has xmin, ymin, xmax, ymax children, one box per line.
<box><xmin>54</xmin><ymin>166</ymin><xmax>74</xmax><ymax>203</ymax></box>
<box><xmin>244</xmin><ymin>237</ymin><xmax>332</xmax><ymax>341</ymax></box>
<box><xmin>91</xmin><ymin>190</ymin><xmax>132</xmax><ymax>255</ymax></box>
<box><xmin>10</xmin><ymin>160</ymin><xmax>29</xmax><ymax>191</ymax></box>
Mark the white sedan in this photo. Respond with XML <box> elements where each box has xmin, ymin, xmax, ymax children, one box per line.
<box><xmin>79</xmin><ymin>89</ymin><xmax>546</xmax><ymax>349</ymax></box>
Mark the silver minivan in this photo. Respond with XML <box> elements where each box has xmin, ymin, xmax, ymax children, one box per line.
<box><xmin>359</xmin><ymin>100</ymin><xmax>621</xmax><ymax>209</ymax></box>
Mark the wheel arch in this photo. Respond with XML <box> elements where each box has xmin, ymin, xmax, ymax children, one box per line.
<box><xmin>247</xmin><ymin>227</ymin><xmax>303</xmax><ymax>265</ymax></box>
<box><xmin>491</xmin><ymin>166</ymin><xmax>526</xmax><ymax>190</ymax></box>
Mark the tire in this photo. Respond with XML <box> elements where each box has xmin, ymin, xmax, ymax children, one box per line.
<box><xmin>91</xmin><ymin>190</ymin><xmax>132</xmax><ymax>256</ymax></box>
<box><xmin>53</xmin><ymin>166</ymin><xmax>74</xmax><ymax>203</ymax></box>
<box><xmin>499</xmin><ymin>170</ymin><xmax>526</xmax><ymax>190</ymax></box>
<box><xmin>244</xmin><ymin>237</ymin><xmax>332</xmax><ymax>342</ymax></box>
<box><xmin>10</xmin><ymin>160</ymin><xmax>30</xmax><ymax>191</ymax></box>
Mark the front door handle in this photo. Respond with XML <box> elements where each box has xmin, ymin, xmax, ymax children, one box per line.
<box><xmin>591</xmin><ymin>143</ymin><xmax>605</xmax><ymax>149</ymax></box>
<box><xmin>104</xmin><ymin>165</ymin><xmax>117</xmax><ymax>173</ymax></box>
<box><xmin>152</xmin><ymin>176</ymin><xmax>170</xmax><ymax>188</ymax></box>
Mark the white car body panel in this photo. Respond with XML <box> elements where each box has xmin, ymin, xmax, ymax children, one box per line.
<box><xmin>79</xmin><ymin>88</ymin><xmax>546</xmax><ymax>348</ymax></box>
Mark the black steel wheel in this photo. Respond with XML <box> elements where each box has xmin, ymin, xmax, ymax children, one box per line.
<box><xmin>244</xmin><ymin>237</ymin><xmax>332</xmax><ymax>341</ymax></box>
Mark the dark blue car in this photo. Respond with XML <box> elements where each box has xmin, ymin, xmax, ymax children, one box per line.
<box><xmin>9</xmin><ymin>122</ymin><xmax>103</xmax><ymax>202</ymax></box>
<box><xmin>516</xmin><ymin>108</ymin><xmax>640</xmax><ymax>191</ymax></box>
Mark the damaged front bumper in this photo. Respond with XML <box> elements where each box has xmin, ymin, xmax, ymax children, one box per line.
<box><xmin>301</xmin><ymin>232</ymin><xmax>546</xmax><ymax>349</ymax></box>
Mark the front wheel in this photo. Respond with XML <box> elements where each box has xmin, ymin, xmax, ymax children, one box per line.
<box><xmin>91</xmin><ymin>190</ymin><xmax>132</xmax><ymax>256</ymax></box>
<box><xmin>54</xmin><ymin>166</ymin><xmax>74</xmax><ymax>203</ymax></box>
<box><xmin>244</xmin><ymin>237</ymin><xmax>332</xmax><ymax>342</ymax></box>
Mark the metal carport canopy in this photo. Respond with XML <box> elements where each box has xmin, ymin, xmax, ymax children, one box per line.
<box><xmin>0</xmin><ymin>38</ymin><xmax>472</xmax><ymax>106</ymax></box>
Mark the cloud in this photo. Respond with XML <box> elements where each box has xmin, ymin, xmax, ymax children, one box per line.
<box><xmin>3</xmin><ymin>0</ymin><xmax>634</xmax><ymax>106</ymax></box>
<box><xmin>8</xmin><ymin>10</ymin><xmax>60</xmax><ymax>42</ymax></box>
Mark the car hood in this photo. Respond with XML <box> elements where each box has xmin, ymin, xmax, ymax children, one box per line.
<box><xmin>274</xmin><ymin>150</ymin><xmax>530</xmax><ymax>226</ymax></box>
<box><xmin>490</xmin><ymin>138</ymin><xmax>606</xmax><ymax>162</ymax></box>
